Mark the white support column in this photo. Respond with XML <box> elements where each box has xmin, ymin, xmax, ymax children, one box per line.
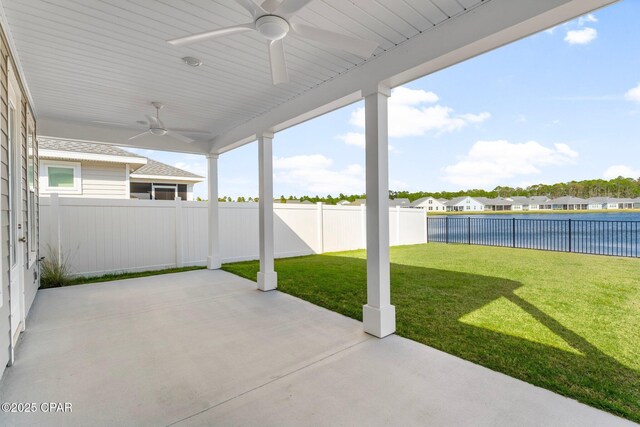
<box><xmin>207</xmin><ymin>154</ymin><xmax>222</xmax><ymax>270</ymax></box>
<box><xmin>257</xmin><ymin>132</ymin><xmax>277</xmax><ymax>291</ymax></box>
<box><xmin>363</xmin><ymin>84</ymin><xmax>396</xmax><ymax>338</ymax></box>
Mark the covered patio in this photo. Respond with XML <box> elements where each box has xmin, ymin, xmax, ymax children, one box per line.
<box><xmin>0</xmin><ymin>270</ymin><xmax>630</xmax><ymax>426</ymax></box>
<box><xmin>0</xmin><ymin>0</ymin><xmax>630</xmax><ymax>424</ymax></box>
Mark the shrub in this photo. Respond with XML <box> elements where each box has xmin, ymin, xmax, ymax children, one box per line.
<box><xmin>40</xmin><ymin>246</ymin><xmax>73</xmax><ymax>288</ymax></box>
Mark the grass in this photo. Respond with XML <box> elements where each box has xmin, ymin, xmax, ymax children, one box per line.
<box><xmin>222</xmin><ymin>244</ymin><xmax>640</xmax><ymax>422</ymax></box>
<box><xmin>40</xmin><ymin>266</ymin><xmax>206</xmax><ymax>289</ymax></box>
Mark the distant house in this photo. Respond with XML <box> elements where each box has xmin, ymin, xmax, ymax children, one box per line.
<box><xmin>634</xmin><ymin>198</ymin><xmax>640</xmax><ymax>209</ymax></box>
<box><xmin>336</xmin><ymin>200</ymin><xmax>351</xmax><ymax>206</ymax></box>
<box><xmin>549</xmin><ymin>196</ymin><xmax>589</xmax><ymax>210</ymax></box>
<box><xmin>349</xmin><ymin>199</ymin><xmax>367</xmax><ymax>206</ymax></box>
<box><xmin>39</xmin><ymin>138</ymin><xmax>203</xmax><ymax>200</ymax></box>
<box><xmin>588</xmin><ymin>197</ymin><xmax>618</xmax><ymax>210</ymax></box>
<box><xmin>445</xmin><ymin>196</ymin><xmax>484</xmax><ymax>212</ymax></box>
<box><xmin>389</xmin><ymin>198</ymin><xmax>411</xmax><ymax>207</ymax></box>
<box><xmin>475</xmin><ymin>197</ymin><xmax>513</xmax><ymax>211</ymax></box>
<box><xmin>411</xmin><ymin>197</ymin><xmax>446</xmax><ymax>212</ymax></box>
<box><xmin>508</xmin><ymin>196</ymin><xmax>551</xmax><ymax>211</ymax></box>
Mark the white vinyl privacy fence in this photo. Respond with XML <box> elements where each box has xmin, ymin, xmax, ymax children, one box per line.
<box><xmin>40</xmin><ymin>195</ymin><xmax>427</xmax><ymax>277</ymax></box>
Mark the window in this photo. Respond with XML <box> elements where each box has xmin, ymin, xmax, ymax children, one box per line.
<box><xmin>130</xmin><ymin>183</ymin><xmax>187</xmax><ymax>200</ymax></box>
<box><xmin>41</xmin><ymin>160</ymin><xmax>81</xmax><ymax>194</ymax></box>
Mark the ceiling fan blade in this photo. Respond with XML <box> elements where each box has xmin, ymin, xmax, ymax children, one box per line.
<box><xmin>170</xmin><ymin>128</ymin><xmax>212</xmax><ymax>135</ymax></box>
<box><xmin>91</xmin><ymin>120</ymin><xmax>134</xmax><ymax>127</ymax></box>
<box><xmin>167</xmin><ymin>130</ymin><xmax>194</xmax><ymax>144</ymax></box>
<box><xmin>268</xmin><ymin>39</ymin><xmax>289</xmax><ymax>85</ymax></box>
<box><xmin>168</xmin><ymin>23</ymin><xmax>255</xmax><ymax>47</ymax></box>
<box><xmin>260</xmin><ymin>0</ymin><xmax>281</xmax><ymax>13</ymax></box>
<box><xmin>290</xmin><ymin>23</ymin><xmax>378</xmax><ymax>58</ymax></box>
<box><xmin>274</xmin><ymin>0</ymin><xmax>313</xmax><ymax>16</ymax></box>
<box><xmin>128</xmin><ymin>131</ymin><xmax>150</xmax><ymax>141</ymax></box>
<box><xmin>235</xmin><ymin>0</ymin><xmax>266</xmax><ymax>18</ymax></box>
<box><xmin>145</xmin><ymin>114</ymin><xmax>159</xmax><ymax>128</ymax></box>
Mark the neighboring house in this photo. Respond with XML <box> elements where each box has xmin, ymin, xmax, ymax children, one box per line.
<box><xmin>445</xmin><ymin>196</ymin><xmax>484</xmax><ymax>212</ymax></box>
<box><xmin>588</xmin><ymin>197</ymin><xmax>638</xmax><ymax>210</ymax></box>
<box><xmin>39</xmin><ymin>138</ymin><xmax>203</xmax><ymax>200</ymax></box>
<box><xmin>549</xmin><ymin>196</ymin><xmax>589</xmax><ymax>210</ymax></box>
<box><xmin>389</xmin><ymin>198</ymin><xmax>411</xmax><ymax>207</ymax></box>
<box><xmin>634</xmin><ymin>198</ymin><xmax>640</xmax><ymax>209</ymax></box>
<box><xmin>336</xmin><ymin>200</ymin><xmax>351</xmax><ymax>206</ymax></box>
<box><xmin>129</xmin><ymin>159</ymin><xmax>203</xmax><ymax>201</ymax></box>
<box><xmin>411</xmin><ymin>197</ymin><xmax>446</xmax><ymax>212</ymax></box>
<box><xmin>614</xmin><ymin>198</ymin><xmax>637</xmax><ymax>209</ymax></box>
<box><xmin>588</xmin><ymin>197</ymin><xmax>618</xmax><ymax>210</ymax></box>
<box><xmin>506</xmin><ymin>196</ymin><xmax>551</xmax><ymax>211</ymax></box>
<box><xmin>476</xmin><ymin>197</ymin><xmax>513</xmax><ymax>211</ymax></box>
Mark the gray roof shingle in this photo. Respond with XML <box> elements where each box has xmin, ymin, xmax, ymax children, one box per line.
<box><xmin>39</xmin><ymin>138</ymin><xmax>145</xmax><ymax>158</ymax></box>
<box><xmin>131</xmin><ymin>159</ymin><xmax>203</xmax><ymax>179</ymax></box>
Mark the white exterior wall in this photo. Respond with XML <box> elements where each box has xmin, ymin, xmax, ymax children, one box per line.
<box><xmin>80</xmin><ymin>162</ymin><xmax>128</xmax><ymax>198</ymax></box>
<box><xmin>454</xmin><ymin>197</ymin><xmax>484</xmax><ymax>211</ymax></box>
<box><xmin>414</xmin><ymin>198</ymin><xmax>446</xmax><ymax>212</ymax></box>
<box><xmin>40</xmin><ymin>199</ymin><xmax>426</xmax><ymax>277</ymax></box>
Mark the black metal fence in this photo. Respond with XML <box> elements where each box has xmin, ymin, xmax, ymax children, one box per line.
<box><xmin>427</xmin><ymin>217</ymin><xmax>640</xmax><ymax>258</ymax></box>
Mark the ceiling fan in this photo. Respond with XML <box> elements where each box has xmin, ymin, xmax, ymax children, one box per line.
<box><xmin>167</xmin><ymin>0</ymin><xmax>379</xmax><ymax>85</ymax></box>
<box><xmin>92</xmin><ymin>102</ymin><xmax>210</xmax><ymax>143</ymax></box>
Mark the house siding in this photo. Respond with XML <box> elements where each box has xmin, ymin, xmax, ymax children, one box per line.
<box><xmin>0</xmin><ymin>25</ymin><xmax>38</xmax><ymax>373</ymax></box>
<box><xmin>40</xmin><ymin>161</ymin><xmax>128</xmax><ymax>199</ymax></box>
<box><xmin>80</xmin><ymin>162</ymin><xmax>127</xmax><ymax>199</ymax></box>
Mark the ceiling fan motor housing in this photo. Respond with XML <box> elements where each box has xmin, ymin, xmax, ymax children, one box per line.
<box><xmin>256</xmin><ymin>15</ymin><xmax>289</xmax><ymax>40</ymax></box>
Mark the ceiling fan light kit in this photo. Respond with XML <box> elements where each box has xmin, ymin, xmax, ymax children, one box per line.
<box><xmin>255</xmin><ymin>15</ymin><xmax>289</xmax><ymax>40</ymax></box>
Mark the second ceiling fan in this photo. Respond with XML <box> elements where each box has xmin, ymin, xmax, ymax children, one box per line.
<box><xmin>168</xmin><ymin>0</ymin><xmax>379</xmax><ymax>85</ymax></box>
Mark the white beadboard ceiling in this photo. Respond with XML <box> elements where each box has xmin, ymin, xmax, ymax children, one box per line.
<box><xmin>1</xmin><ymin>0</ymin><xmax>616</xmax><ymax>154</ymax></box>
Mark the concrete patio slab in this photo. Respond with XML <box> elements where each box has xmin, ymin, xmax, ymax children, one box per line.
<box><xmin>0</xmin><ymin>270</ymin><xmax>633</xmax><ymax>427</ymax></box>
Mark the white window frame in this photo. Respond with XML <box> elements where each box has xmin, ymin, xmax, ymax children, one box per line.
<box><xmin>41</xmin><ymin>160</ymin><xmax>82</xmax><ymax>194</ymax></box>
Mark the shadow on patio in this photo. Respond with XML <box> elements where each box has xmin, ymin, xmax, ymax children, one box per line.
<box><xmin>224</xmin><ymin>254</ymin><xmax>640</xmax><ymax>423</ymax></box>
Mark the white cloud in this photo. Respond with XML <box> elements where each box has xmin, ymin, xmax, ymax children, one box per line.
<box><xmin>577</xmin><ymin>14</ymin><xmax>597</xmax><ymax>25</ymax></box>
<box><xmin>340</xmin><ymin>87</ymin><xmax>490</xmax><ymax>145</ymax></box>
<box><xmin>564</xmin><ymin>27</ymin><xmax>597</xmax><ymax>45</ymax></box>
<box><xmin>273</xmin><ymin>154</ymin><xmax>364</xmax><ymax>194</ymax></box>
<box><xmin>625</xmin><ymin>83</ymin><xmax>640</xmax><ymax>103</ymax></box>
<box><xmin>339</xmin><ymin>132</ymin><xmax>366</xmax><ymax>148</ymax></box>
<box><xmin>603</xmin><ymin>165</ymin><xmax>640</xmax><ymax>179</ymax></box>
<box><xmin>337</xmin><ymin>132</ymin><xmax>395</xmax><ymax>151</ymax></box>
<box><xmin>442</xmin><ymin>140</ymin><xmax>579</xmax><ymax>188</ymax></box>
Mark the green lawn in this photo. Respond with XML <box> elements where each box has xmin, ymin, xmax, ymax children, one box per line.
<box><xmin>222</xmin><ymin>244</ymin><xmax>640</xmax><ymax>422</ymax></box>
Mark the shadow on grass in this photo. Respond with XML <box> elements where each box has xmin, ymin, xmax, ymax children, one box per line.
<box><xmin>223</xmin><ymin>254</ymin><xmax>639</xmax><ymax>422</ymax></box>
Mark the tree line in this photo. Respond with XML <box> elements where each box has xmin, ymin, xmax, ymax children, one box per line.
<box><xmin>201</xmin><ymin>176</ymin><xmax>640</xmax><ymax>203</ymax></box>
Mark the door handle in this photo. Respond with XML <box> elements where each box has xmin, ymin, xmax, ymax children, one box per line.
<box><xmin>18</xmin><ymin>237</ymin><xmax>26</xmax><ymax>243</ymax></box>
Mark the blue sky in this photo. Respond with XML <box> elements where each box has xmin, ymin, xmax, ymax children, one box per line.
<box><xmin>130</xmin><ymin>1</ymin><xmax>640</xmax><ymax>200</ymax></box>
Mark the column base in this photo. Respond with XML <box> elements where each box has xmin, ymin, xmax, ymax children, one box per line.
<box><xmin>257</xmin><ymin>271</ymin><xmax>278</xmax><ymax>291</ymax></box>
<box><xmin>207</xmin><ymin>256</ymin><xmax>222</xmax><ymax>270</ymax></box>
<box><xmin>363</xmin><ymin>304</ymin><xmax>396</xmax><ymax>338</ymax></box>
